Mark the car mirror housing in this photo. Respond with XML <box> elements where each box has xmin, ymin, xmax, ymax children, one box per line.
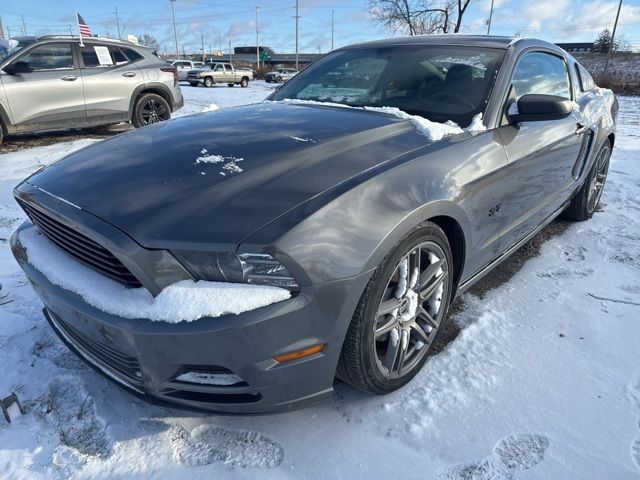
<box><xmin>508</xmin><ymin>94</ymin><xmax>573</xmax><ymax>123</ymax></box>
<box><xmin>4</xmin><ymin>61</ymin><xmax>34</xmax><ymax>76</ymax></box>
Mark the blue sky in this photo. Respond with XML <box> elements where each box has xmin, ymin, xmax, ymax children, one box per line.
<box><xmin>2</xmin><ymin>0</ymin><xmax>640</xmax><ymax>54</ymax></box>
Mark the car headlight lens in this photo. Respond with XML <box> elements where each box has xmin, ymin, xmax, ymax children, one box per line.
<box><xmin>172</xmin><ymin>250</ymin><xmax>299</xmax><ymax>289</ymax></box>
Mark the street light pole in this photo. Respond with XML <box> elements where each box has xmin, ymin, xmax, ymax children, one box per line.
<box><xmin>487</xmin><ymin>0</ymin><xmax>495</xmax><ymax>35</ymax></box>
<box><xmin>201</xmin><ymin>33</ymin><xmax>205</xmax><ymax>62</ymax></box>
<box><xmin>295</xmin><ymin>0</ymin><xmax>300</xmax><ymax>70</ymax></box>
<box><xmin>331</xmin><ymin>10</ymin><xmax>335</xmax><ymax>51</ymax></box>
<box><xmin>255</xmin><ymin>6</ymin><xmax>260</xmax><ymax>71</ymax></box>
<box><xmin>603</xmin><ymin>0</ymin><xmax>623</xmax><ymax>80</ymax></box>
<box><xmin>170</xmin><ymin>0</ymin><xmax>179</xmax><ymax>59</ymax></box>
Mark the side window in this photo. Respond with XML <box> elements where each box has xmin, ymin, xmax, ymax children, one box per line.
<box><xmin>109</xmin><ymin>47</ymin><xmax>128</xmax><ymax>65</ymax></box>
<box><xmin>121</xmin><ymin>48</ymin><xmax>143</xmax><ymax>62</ymax></box>
<box><xmin>214</xmin><ymin>64</ymin><xmax>224</xmax><ymax>72</ymax></box>
<box><xmin>577</xmin><ymin>64</ymin><xmax>595</xmax><ymax>91</ymax></box>
<box><xmin>512</xmin><ymin>52</ymin><xmax>571</xmax><ymax>99</ymax></box>
<box><xmin>80</xmin><ymin>45</ymin><xmax>114</xmax><ymax>68</ymax></box>
<box><xmin>17</xmin><ymin>43</ymin><xmax>74</xmax><ymax>70</ymax></box>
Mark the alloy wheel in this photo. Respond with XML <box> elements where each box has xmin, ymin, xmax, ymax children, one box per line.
<box><xmin>140</xmin><ymin>99</ymin><xmax>169</xmax><ymax>125</ymax></box>
<box><xmin>373</xmin><ymin>241</ymin><xmax>449</xmax><ymax>379</ymax></box>
<box><xmin>586</xmin><ymin>144</ymin><xmax>610</xmax><ymax>213</ymax></box>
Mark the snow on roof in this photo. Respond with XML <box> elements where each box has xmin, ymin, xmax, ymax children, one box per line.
<box><xmin>20</xmin><ymin>226</ymin><xmax>290</xmax><ymax>323</ymax></box>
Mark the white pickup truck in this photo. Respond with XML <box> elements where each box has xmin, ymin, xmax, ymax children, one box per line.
<box><xmin>187</xmin><ymin>62</ymin><xmax>254</xmax><ymax>88</ymax></box>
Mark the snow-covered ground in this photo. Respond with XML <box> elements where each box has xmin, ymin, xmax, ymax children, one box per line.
<box><xmin>1</xmin><ymin>85</ymin><xmax>640</xmax><ymax>479</ymax></box>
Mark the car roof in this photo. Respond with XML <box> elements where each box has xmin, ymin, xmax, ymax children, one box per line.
<box><xmin>17</xmin><ymin>35</ymin><xmax>147</xmax><ymax>49</ymax></box>
<box><xmin>338</xmin><ymin>34</ymin><xmax>560</xmax><ymax>52</ymax></box>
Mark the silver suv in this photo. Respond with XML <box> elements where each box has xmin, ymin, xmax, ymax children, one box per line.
<box><xmin>0</xmin><ymin>36</ymin><xmax>184</xmax><ymax>144</ymax></box>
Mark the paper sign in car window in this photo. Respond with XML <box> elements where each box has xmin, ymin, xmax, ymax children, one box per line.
<box><xmin>93</xmin><ymin>46</ymin><xmax>113</xmax><ymax>66</ymax></box>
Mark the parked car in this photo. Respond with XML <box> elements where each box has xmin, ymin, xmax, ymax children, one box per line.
<box><xmin>11</xmin><ymin>35</ymin><xmax>617</xmax><ymax>413</ymax></box>
<box><xmin>264</xmin><ymin>68</ymin><xmax>298</xmax><ymax>83</ymax></box>
<box><xmin>187</xmin><ymin>62</ymin><xmax>253</xmax><ymax>87</ymax></box>
<box><xmin>0</xmin><ymin>35</ymin><xmax>183</xmax><ymax>144</ymax></box>
<box><xmin>171</xmin><ymin>59</ymin><xmax>204</xmax><ymax>81</ymax></box>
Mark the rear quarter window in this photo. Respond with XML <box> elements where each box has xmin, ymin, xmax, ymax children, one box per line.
<box><xmin>575</xmin><ymin>63</ymin><xmax>595</xmax><ymax>92</ymax></box>
<box><xmin>121</xmin><ymin>48</ymin><xmax>144</xmax><ymax>62</ymax></box>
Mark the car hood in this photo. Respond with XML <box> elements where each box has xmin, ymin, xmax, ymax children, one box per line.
<box><xmin>24</xmin><ymin>102</ymin><xmax>432</xmax><ymax>249</ymax></box>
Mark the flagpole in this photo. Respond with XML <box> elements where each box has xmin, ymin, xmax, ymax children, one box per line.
<box><xmin>76</xmin><ymin>12</ymin><xmax>84</xmax><ymax>46</ymax></box>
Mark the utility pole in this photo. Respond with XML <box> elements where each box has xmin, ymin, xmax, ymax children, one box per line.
<box><xmin>68</xmin><ymin>24</ymin><xmax>74</xmax><ymax>36</ymax></box>
<box><xmin>295</xmin><ymin>0</ymin><xmax>300</xmax><ymax>70</ymax></box>
<box><xmin>603</xmin><ymin>0</ymin><xmax>623</xmax><ymax>79</ymax></box>
<box><xmin>229</xmin><ymin>38</ymin><xmax>232</xmax><ymax>65</ymax></box>
<box><xmin>115</xmin><ymin>7</ymin><xmax>122</xmax><ymax>39</ymax></box>
<box><xmin>201</xmin><ymin>33</ymin><xmax>205</xmax><ymax>62</ymax></box>
<box><xmin>0</xmin><ymin>16</ymin><xmax>5</xmax><ymax>40</ymax></box>
<box><xmin>170</xmin><ymin>0</ymin><xmax>179</xmax><ymax>59</ymax></box>
<box><xmin>487</xmin><ymin>0</ymin><xmax>495</xmax><ymax>35</ymax></box>
<box><xmin>331</xmin><ymin>10</ymin><xmax>335</xmax><ymax>51</ymax></box>
<box><xmin>255</xmin><ymin>6</ymin><xmax>260</xmax><ymax>71</ymax></box>
<box><xmin>104</xmin><ymin>21</ymin><xmax>112</xmax><ymax>38</ymax></box>
<box><xmin>21</xmin><ymin>15</ymin><xmax>27</xmax><ymax>36</ymax></box>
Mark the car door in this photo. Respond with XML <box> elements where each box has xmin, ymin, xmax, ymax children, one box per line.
<box><xmin>1</xmin><ymin>41</ymin><xmax>85</xmax><ymax>130</ymax></box>
<box><xmin>212</xmin><ymin>64</ymin><xmax>226</xmax><ymax>83</ymax></box>
<box><xmin>223</xmin><ymin>64</ymin><xmax>234</xmax><ymax>83</ymax></box>
<box><xmin>497</xmin><ymin>50</ymin><xmax>587</xmax><ymax>251</ymax></box>
<box><xmin>78</xmin><ymin>43</ymin><xmax>142</xmax><ymax>123</ymax></box>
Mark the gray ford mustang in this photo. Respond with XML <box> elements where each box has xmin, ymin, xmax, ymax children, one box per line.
<box><xmin>11</xmin><ymin>35</ymin><xmax>617</xmax><ymax>413</ymax></box>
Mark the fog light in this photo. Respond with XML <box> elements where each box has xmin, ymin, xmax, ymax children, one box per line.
<box><xmin>273</xmin><ymin>344</ymin><xmax>325</xmax><ymax>363</ymax></box>
<box><xmin>176</xmin><ymin>371</ymin><xmax>243</xmax><ymax>386</ymax></box>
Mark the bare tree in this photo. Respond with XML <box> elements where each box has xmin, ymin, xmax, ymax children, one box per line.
<box><xmin>369</xmin><ymin>0</ymin><xmax>471</xmax><ymax>36</ymax></box>
<box><xmin>138</xmin><ymin>33</ymin><xmax>161</xmax><ymax>51</ymax></box>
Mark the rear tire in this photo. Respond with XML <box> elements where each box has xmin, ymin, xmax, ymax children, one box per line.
<box><xmin>563</xmin><ymin>139</ymin><xmax>611</xmax><ymax>221</ymax></box>
<box><xmin>204</xmin><ymin>77</ymin><xmax>214</xmax><ymax>88</ymax></box>
<box><xmin>131</xmin><ymin>93</ymin><xmax>171</xmax><ymax>128</ymax></box>
<box><xmin>276</xmin><ymin>76</ymin><xmax>283</xmax><ymax>83</ymax></box>
<box><xmin>240</xmin><ymin>78</ymin><xmax>249</xmax><ymax>88</ymax></box>
<box><xmin>0</xmin><ymin>122</ymin><xmax>4</xmax><ymax>145</ymax></box>
<box><xmin>337</xmin><ymin>222</ymin><xmax>453</xmax><ymax>394</ymax></box>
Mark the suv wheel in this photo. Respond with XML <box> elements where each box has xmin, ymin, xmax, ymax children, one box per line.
<box><xmin>204</xmin><ymin>77</ymin><xmax>214</xmax><ymax>88</ymax></box>
<box><xmin>132</xmin><ymin>93</ymin><xmax>171</xmax><ymax>128</ymax></box>
<box><xmin>276</xmin><ymin>76</ymin><xmax>283</xmax><ymax>83</ymax></box>
<box><xmin>0</xmin><ymin>122</ymin><xmax>4</xmax><ymax>145</ymax></box>
<box><xmin>189</xmin><ymin>82</ymin><xmax>198</xmax><ymax>87</ymax></box>
<box><xmin>240</xmin><ymin>78</ymin><xmax>249</xmax><ymax>88</ymax></box>
<box><xmin>337</xmin><ymin>222</ymin><xmax>453</xmax><ymax>394</ymax></box>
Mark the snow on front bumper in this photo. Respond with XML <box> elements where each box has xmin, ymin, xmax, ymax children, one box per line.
<box><xmin>15</xmin><ymin>224</ymin><xmax>291</xmax><ymax>323</ymax></box>
<box><xmin>10</xmin><ymin>222</ymin><xmax>364</xmax><ymax>413</ymax></box>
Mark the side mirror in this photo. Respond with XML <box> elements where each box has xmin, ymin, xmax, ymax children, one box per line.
<box><xmin>508</xmin><ymin>94</ymin><xmax>573</xmax><ymax>123</ymax></box>
<box><xmin>3</xmin><ymin>61</ymin><xmax>34</xmax><ymax>75</ymax></box>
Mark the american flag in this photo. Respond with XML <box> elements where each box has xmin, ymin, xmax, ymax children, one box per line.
<box><xmin>76</xmin><ymin>13</ymin><xmax>92</xmax><ymax>37</ymax></box>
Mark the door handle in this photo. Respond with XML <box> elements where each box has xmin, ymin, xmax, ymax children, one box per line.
<box><xmin>60</xmin><ymin>75</ymin><xmax>77</xmax><ymax>81</ymax></box>
<box><xmin>122</xmin><ymin>71</ymin><xmax>136</xmax><ymax>78</ymax></box>
<box><xmin>575</xmin><ymin>124</ymin><xmax>589</xmax><ymax>135</ymax></box>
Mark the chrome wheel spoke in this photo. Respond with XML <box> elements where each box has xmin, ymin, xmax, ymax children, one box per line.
<box><xmin>378</xmin><ymin>297</ymin><xmax>401</xmax><ymax>316</ymax></box>
<box><xmin>375</xmin><ymin>316</ymin><xmax>397</xmax><ymax>337</ymax></box>
<box><xmin>411</xmin><ymin>322</ymin><xmax>431</xmax><ymax>344</ymax></box>
<box><xmin>383</xmin><ymin>329</ymin><xmax>401</xmax><ymax>371</ymax></box>
<box><xmin>420</xmin><ymin>270</ymin><xmax>447</xmax><ymax>301</ymax></box>
<box><xmin>417</xmin><ymin>306</ymin><xmax>438</xmax><ymax>329</ymax></box>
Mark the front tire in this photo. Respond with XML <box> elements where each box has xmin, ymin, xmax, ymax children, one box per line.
<box><xmin>564</xmin><ymin>139</ymin><xmax>611</xmax><ymax>221</ymax></box>
<box><xmin>276</xmin><ymin>76</ymin><xmax>283</xmax><ymax>83</ymax></box>
<box><xmin>337</xmin><ymin>222</ymin><xmax>453</xmax><ymax>394</ymax></box>
<box><xmin>204</xmin><ymin>77</ymin><xmax>214</xmax><ymax>88</ymax></box>
<box><xmin>131</xmin><ymin>93</ymin><xmax>171</xmax><ymax>128</ymax></box>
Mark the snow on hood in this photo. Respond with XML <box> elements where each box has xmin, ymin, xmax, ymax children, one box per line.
<box><xmin>277</xmin><ymin>99</ymin><xmax>486</xmax><ymax>142</ymax></box>
<box><xmin>20</xmin><ymin>227</ymin><xmax>290</xmax><ymax>323</ymax></box>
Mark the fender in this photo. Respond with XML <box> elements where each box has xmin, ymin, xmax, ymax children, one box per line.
<box><xmin>128</xmin><ymin>83</ymin><xmax>175</xmax><ymax>117</ymax></box>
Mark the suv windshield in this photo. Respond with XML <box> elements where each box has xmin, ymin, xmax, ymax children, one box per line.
<box><xmin>0</xmin><ymin>38</ymin><xmax>36</xmax><ymax>63</ymax></box>
<box><xmin>270</xmin><ymin>45</ymin><xmax>505</xmax><ymax>127</ymax></box>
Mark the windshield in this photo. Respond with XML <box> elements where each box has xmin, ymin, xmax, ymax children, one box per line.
<box><xmin>270</xmin><ymin>45</ymin><xmax>505</xmax><ymax>127</ymax></box>
<box><xmin>0</xmin><ymin>38</ymin><xmax>35</xmax><ymax>63</ymax></box>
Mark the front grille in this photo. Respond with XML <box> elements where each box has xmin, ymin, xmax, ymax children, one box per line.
<box><xmin>48</xmin><ymin>309</ymin><xmax>142</xmax><ymax>383</ymax></box>
<box><xmin>18</xmin><ymin>200</ymin><xmax>142</xmax><ymax>288</ymax></box>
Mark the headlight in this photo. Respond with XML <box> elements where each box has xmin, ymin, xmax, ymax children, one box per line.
<box><xmin>172</xmin><ymin>250</ymin><xmax>299</xmax><ymax>289</ymax></box>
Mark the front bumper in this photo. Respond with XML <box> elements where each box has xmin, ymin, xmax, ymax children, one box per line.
<box><xmin>187</xmin><ymin>76</ymin><xmax>204</xmax><ymax>85</ymax></box>
<box><xmin>11</xmin><ymin>223</ymin><xmax>369</xmax><ymax>414</ymax></box>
